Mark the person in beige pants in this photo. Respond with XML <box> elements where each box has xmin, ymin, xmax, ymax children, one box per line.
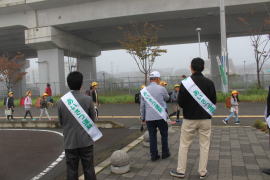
<box><xmin>170</xmin><ymin>58</ymin><xmax>216</xmax><ymax>179</ymax></box>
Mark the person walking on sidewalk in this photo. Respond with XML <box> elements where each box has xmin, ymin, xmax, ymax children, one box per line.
<box><xmin>170</xmin><ymin>58</ymin><xmax>216</xmax><ymax>179</ymax></box>
<box><xmin>223</xmin><ymin>90</ymin><xmax>240</xmax><ymax>125</ymax></box>
<box><xmin>140</xmin><ymin>71</ymin><xmax>171</xmax><ymax>161</ymax></box>
<box><xmin>58</xmin><ymin>71</ymin><xmax>102</xmax><ymax>180</ymax></box>
<box><xmin>169</xmin><ymin>84</ymin><xmax>181</xmax><ymax>123</ymax></box>
<box><xmin>45</xmin><ymin>83</ymin><xmax>53</xmax><ymax>103</ymax></box>
<box><xmin>39</xmin><ymin>93</ymin><xmax>51</xmax><ymax>121</ymax></box>
<box><xmin>23</xmin><ymin>90</ymin><xmax>35</xmax><ymax>121</ymax></box>
<box><xmin>4</xmin><ymin>92</ymin><xmax>15</xmax><ymax>121</ymax></box>
<box><xmin>86</xmin><ymin>82</ymin><xmax>99</xmax><ymax>120</ymax></box>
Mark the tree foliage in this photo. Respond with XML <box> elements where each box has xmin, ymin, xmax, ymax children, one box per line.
<box><xmin>119</xmin><ymin>22</ymin><xmax>167</xmax><ymax>85</ymax></box>
<box><xmin>0</xmin><ymin>54</ymin><xmax>27</xmax><ymax>91</ymax></box>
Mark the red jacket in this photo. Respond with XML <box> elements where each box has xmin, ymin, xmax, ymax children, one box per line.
<box><xmin>45</xmin><ymin>87</ymin><xmax>52</xmax><ymax>96</ymax></box>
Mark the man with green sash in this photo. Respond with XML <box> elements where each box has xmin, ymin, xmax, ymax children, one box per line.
<box><xmin>170</xmin><ymin>58</ymin><xmax>216</xmax><ymax>179</ymax></box>
<box><xmin>140</xmin><ymin>71</ymin><xmax>170</xmax><ymax>161</ymax></box>
<box><xmin>58</xmin><ymin>71</ymin><xmax>102</xmax><ymax>180</ymax></box>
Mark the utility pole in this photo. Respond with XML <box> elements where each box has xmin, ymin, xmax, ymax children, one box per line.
<box><xmin>243</xmin><ymin>60</ymin><xmax>247</xmax><ymax>89</ymax></box>
<box><xmin>220</xmin><ymin>0</ymin><xmax>229</xmax><ymax>93</ymax></box>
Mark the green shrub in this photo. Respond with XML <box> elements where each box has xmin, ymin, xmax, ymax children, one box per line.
<box><xmin>99</xmin><ymin>95</ymin><xmax>134</xmax><ymax>104</ymax></box>
<box><xmin>254</xmin><ymin>120</ymin><xmax>265</xmax><ymax>129</ymax></box>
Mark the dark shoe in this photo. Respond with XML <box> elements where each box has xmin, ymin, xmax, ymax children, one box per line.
<box><xmin>162</xmin><ymin>153</ymin><xmax>171</xmax><ymax>159</ymax></box>
<box><xmin>262</xmin><ymin>168</ymin><xmax>270</xmax><ymax>175</ymax></box>
<box><xmin>170</xmin><ymin>170</ymin><xmax>185</xmax><ymax>178</ymax></box>
<box><xmin>223</xmin><ymin>120</ymin><xmax>228</xmax><ymax>125</ymax></box>
<box><xmin>151</xmin><ymin>155</ymin><xmax>160</xmax><ymax>161</ymax></box>
<box><xmin>200</xmin><ymin>173</ymin><xmax>208</xmax><ymax>179</ymax></box>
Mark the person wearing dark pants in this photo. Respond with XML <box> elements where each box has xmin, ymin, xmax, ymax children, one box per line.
<box><xmin>4</xmin><ymin>92</ymin><xmax>15</xmax><ymax>121</ymax></box>
<box><xmin>146</xmin><ymin>119</ymin><xmax>169</xmax><ymax>159</ymax></box>
<box><xmin>140</xmin><ymin>71</ymin><xmax>170</xmax><ymax>161</ymax></box>
<box><xmin>262</xmin><ymin>86</ymin><xmax>270</xmax><ymax>176</ymax></box>
<box><xmin>58</xmin><ymin>71</ymin><xmax>98</xmax><ymax>180</ymax></box>
<box><xmin>65</xmin><ymin>146</ymin><xmax>96</xmax><ymax>180</ymax></box>
<box><xmin>23</xmin><ymin>90</ymin><xmax>35</xmax><ymax>121</ymax></box>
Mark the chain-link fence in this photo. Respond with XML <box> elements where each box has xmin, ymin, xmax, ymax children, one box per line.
<box><xmin>0</xmin><ymin>74</ymin><xmax>269</xmax><ymax>98</ymax></box>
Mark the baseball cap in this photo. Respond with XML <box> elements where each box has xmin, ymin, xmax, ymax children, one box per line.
<box><xmin>149</xmin><ymin>71</ymin><xmax>161</xmax><ymax>78</ymax></box>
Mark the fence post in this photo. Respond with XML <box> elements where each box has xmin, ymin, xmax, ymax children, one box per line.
<box><xmin>128</xmin><ymin>77</ymin><xmax>131</xmax><ymax>94</ymax></box>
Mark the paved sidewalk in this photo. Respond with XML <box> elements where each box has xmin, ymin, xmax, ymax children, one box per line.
<box><xmin>97</xmin><ymin>127</ymin><xmax>270</xmax><ymax>180</ymax></box>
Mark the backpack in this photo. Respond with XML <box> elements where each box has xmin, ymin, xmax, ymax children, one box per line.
<box><xmin>225</xmin><ymin>97</ymin><xmax>231</xmax><ymax>108</ymax></box>
<box><xmin>35</xmin><ymin>97</ymin><xmax>41</xmax><ymax>108</ymax></box>
<box><xmin>20</xmin><ymin>97</ymin><xmax>25</xmax><ymax>106</ymax></box>
<box><xmin>135</xmin><ymin>93</ymin><xmax>140</xmax><ymax>104</ymax></box>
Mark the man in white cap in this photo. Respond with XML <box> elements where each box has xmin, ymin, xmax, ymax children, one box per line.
<box><xmin>140</xmin><ymin>71</ymin><xmax>170</xmax><ymax>161</ymax></box>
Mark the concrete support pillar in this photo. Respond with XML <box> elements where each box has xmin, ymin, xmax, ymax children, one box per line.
<box><xmin>37</xmin><ymin>48</ymin><xmax>65</xmax><ymax>95</ymax></box>
<box><xmin>208</xmin><ymin>38</ymin><xmax>222</xmax><ymax>91</ymax></box>
<box><xmin>13</xmin><ymin>59</ymin><xmax>29</xmax><ymax>98</ymax></box>
<box><xmin>77</xmin><ymin>56</ymin><xmax>97</xmax><ymax>90</ymax></box>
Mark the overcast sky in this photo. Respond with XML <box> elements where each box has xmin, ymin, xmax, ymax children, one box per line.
<box><xmin>96</xmin><ymin>36</ymin><xmax>257</xmax><ymax>74</ymax></box>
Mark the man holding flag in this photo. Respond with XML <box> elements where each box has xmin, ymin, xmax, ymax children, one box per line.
<box><xmin>170</xmin><ymin>58</ymin><xmax>216</xmax><ymax>179</ymax></box>
<box><xmin>140</xmin><ymin>71</ymin><xmax>170</xmax><ymax>161</ymax></box>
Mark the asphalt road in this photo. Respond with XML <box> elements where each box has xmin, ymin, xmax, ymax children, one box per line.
<box><xmin>0</xmin><ymin>128</ymin><xmax>141</xmax><ymax>180</ymax></box>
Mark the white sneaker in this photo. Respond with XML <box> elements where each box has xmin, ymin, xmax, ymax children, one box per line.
<box><xmin>223</xmin><ymin>120</ymin><xmax>228</xmax><ymax>125</ymax></box>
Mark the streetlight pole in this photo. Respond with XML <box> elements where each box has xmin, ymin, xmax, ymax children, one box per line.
<box><xmin>243</xmin><ymin>60</ymin><xmax>247</xmax><ymax>89</ymax></box>
<box><xmin>196</xmin><ymin>27</ymin><xmax>202</xmax><ymax>57</ymax></box>
<box><xmin>220</xmin><ymin>0</ymin><xmax>228</xmax><ymax>93</ymax></box>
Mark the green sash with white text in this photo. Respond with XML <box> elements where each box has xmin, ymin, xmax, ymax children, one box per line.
<box><xmin>140</xmin><ymin>87</ymin><xmax>168</xmax><ymax>121</ymax></box>
<box><xmin>61</xmin><ymin>92</ymin><xmax>102</xmax><ymax>141</ymax></box>
<box><xmin>182</xmin><ymin>77</ymin><xmax>216</xmax><ymax>116</ymax></box>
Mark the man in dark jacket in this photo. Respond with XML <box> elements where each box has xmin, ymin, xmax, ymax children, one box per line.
<box><xmin>170</xmin><ymin>58</ymin><xmax>216</xmax><ymax>179</ymax></box>
<box><xmin>262</xmin><ymin>86</ymin><xmax>270</xmax><ymax>175</ymax></box>
<box><xmin>4</xmin><ymin>92</ymin><xmax>15</xmax><ymax>121</ymax></box>
<box><xmin>58</xmin><ymin>71</ymin><xmax>97</xmax><ymax>180</ymax></box>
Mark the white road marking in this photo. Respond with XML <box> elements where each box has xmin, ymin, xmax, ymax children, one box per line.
<box><xmin>0</xmin><ymin>129</ymin><xmax>65</xmax><ymax>180</ymax></box>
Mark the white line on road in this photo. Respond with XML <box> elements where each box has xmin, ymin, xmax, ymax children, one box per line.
<box><xmin>0</xmin><ymin>129</ymin><xmax>65</xmax><ymax>180</ymax></box>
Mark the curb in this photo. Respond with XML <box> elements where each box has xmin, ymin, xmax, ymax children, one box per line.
<box><xmin>79</xmin><ymin>135</ymin><xmax>144</xmax><ymax>180</ymax></box>
<box><xmin>0</xmin><ymin>120</ymin><xmax>124</xmax><ymax>129</ymax></box>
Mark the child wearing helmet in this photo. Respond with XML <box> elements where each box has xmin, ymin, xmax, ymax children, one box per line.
<box><xmin>90</xmin><ymin>82</ymin><xmax>99</xmax><ymax>119</ymax></box>
<box><xmin>22</xmin><ymin>90</ymin><xmax>35</xmax><ymax>121</ymax></box>
<box><xmin>4</xmin><ymin>92</ymin><xmax>15</xmax><ymax>121</ymax></box>
<box><xmin>160</xmin><ymin>81</ymin><xmax>168</xmax><ymax>87</ymax></box>
<box><xmin>39</xmin><ymin>93</ymin><xmax>51</xmax><ymax>121</ymax></box>
<box><xmin>169</xmin><ymin>84</ymin><xmax>181</xmax><ymax>123</ymax></box>
<box><xmin>223</xmin><ymin>90</ymin><xmax>240</xmax><ymax>125</ymax></box>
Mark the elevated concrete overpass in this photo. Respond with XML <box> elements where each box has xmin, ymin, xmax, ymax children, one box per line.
<box><xmin>0</xmin><ymin>0</ymin><xmax>270</xmax><ymax>94</ymax></box>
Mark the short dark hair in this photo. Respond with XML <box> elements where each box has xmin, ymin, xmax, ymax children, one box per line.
<box><xmin>191</xmin><ymin>58</ymin><xmax>204</xmax><ymax>72</ymax></box>
<box><xmin>67</xmin><ymin>71</ymin><xmax>83</xmax><ymax>90</ymax></box>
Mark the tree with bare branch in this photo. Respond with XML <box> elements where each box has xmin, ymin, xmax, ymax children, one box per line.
<box><xmin>119</xmin><ymin>22</ymin><xmax>167</xmax><ymax>85</ymax></box>
<box><xmin>250</xmin><ymin>34</ymin><xmax>270</xmax><ymax>88</ymax></box>
<box><xmin>0</xmin><ymin>54</ymin><xmax>27</xmax><ymax>92</ymax></box>
<box><xmin>238</xmin><ymin>12</ymin><xmax>270</xmax><ymax>88</ymax></box>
